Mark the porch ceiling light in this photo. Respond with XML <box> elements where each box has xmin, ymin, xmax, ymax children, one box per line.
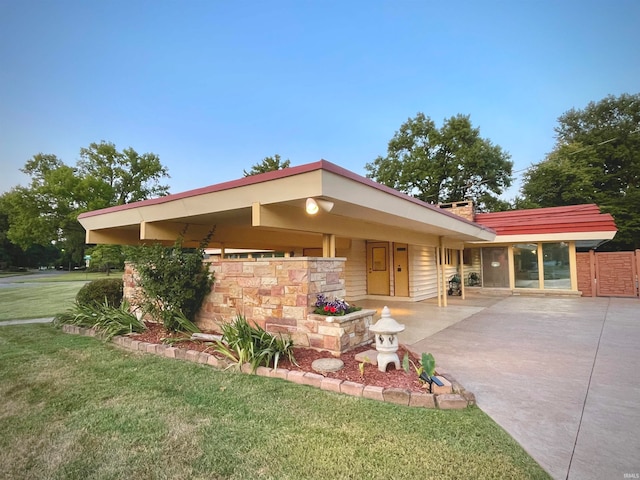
<box><xmin>305</xmin><ymin>198</ymin><xmax>334</xmax><ymax>215</ymax></box>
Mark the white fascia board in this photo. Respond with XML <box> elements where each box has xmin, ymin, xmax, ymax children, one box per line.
<box><xmin>467</xmin><ymin>230</ymin><xmax>617</xmax><ymax>244</ymax></box>
<box><xmin>320</xmin><ymin>171</ymin><xmax>495</xmax><ymax>241</ymax></box>
<box><xmin>79</xmin><ymin>170</ymin><xmax>325</xmax><ymax>230</ymax></box>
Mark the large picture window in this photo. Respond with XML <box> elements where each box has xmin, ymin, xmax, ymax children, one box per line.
<box><xmin>514</xmin><ymin>244</ymin><xmax>539</xmax><ymax>288</ymax></box>
<box><xmin>542</xmin><ymin>242</ymin><xmax>571</xmax><ymax>289</ymax></box>
<box><xmin>512</xmin><ymin>242</ymin><xmax>571</xmax><ymax>290</ymax></box>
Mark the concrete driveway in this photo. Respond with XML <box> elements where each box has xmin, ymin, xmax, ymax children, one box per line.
<box><xmin>397</xmin><ymin>295</ymin><xmax>640</xmax><ymax>480</ymax></box>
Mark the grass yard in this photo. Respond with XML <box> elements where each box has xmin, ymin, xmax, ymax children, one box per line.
<box><xmin>0</xmin><ymin>325</ymin><xmax>551</xmax><ymax>480</ymax></box>
<box><xmin>0</xmin><ymin>283</ymin><xmax>86</xmax><ymax>321</ymax></box>
<box><xmin>0</xmin><ymin>272</ymin><xmax>117</xmax><ymax>321</ymax></box>
<box><xmin>11</xmin><ymin>271</ymin><xmax>118</xmax><ymax>283</ymax></box>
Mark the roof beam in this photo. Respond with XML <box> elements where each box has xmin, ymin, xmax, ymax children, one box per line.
<box><xmin>253</xmin><ymin>203</ymin><xmax>441</xmax><ymax>246</ymax></box>
<box><xmin>86</xmin><ymin>228</ymin><xmax>142</xmax><ymax>245</ymax></box>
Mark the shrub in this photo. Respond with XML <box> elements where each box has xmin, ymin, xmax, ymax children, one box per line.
<box><xmin>76</xmin><ymin>278</ymin><xmax>124</xmax><ymax>307</ymax></box>
<box><xmin>125</xmin><ymin>229</ymin><xmax>214</xmax><ymax>332</ymax></box>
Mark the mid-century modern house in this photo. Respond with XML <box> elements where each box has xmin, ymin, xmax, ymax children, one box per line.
<box><xmin>78</xmin><ymin>160</ymin><xmax>617</xmax><ymax>353</ymax></box>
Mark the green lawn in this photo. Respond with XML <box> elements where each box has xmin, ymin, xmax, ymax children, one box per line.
<box><xmin>12</xmin><ymin>271</ymin><xmax>118</xmax><ymax>283</ymax></box>
<box><xmin>0</xmin><ymin>325</ymin><xmax>551</xmax><ymax>480</ymax></box>
<box><xmin>0</xmin><ymin>272</ymin><xmax>118</xmax><ymax>321</ymax></box>
<box><xmin>0</xmin><ymin>283</ymin><xmax>86</xmax><ymax>321</ymax></box>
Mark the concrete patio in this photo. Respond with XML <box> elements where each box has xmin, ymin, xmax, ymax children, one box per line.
<box><xmin>361</xmin><ymin>293</ymin><xmax>640</xmax><ymax>480</ymax></box>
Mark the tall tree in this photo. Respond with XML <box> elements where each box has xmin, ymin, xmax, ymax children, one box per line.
<box><xmin>85</xmin><ymin>244</ymin><xmax>125</xmax><ymax>274</ymax></box>
<box><xmin>243</xmin><ymin>154</ymin><xmax>290</xmax><ymax>176</ymax></box>
<box><xmin>2</xmin><ymin>143</ymin><xmax>170</xmax><ymax>267</ymax></box>
<box><xmin>365</xmin><ymin>113</ymin><xmax>513</xmax><ymax>211</ymax></box>
<box><xmin>521</xmin><ymin>93</ymin><xmax>640</xmax><ymax>250</ymax></box>
<box><xmin>78</xmin><ymin>141</ymin><xmax>169</xmax><ymax>208</ymax></box>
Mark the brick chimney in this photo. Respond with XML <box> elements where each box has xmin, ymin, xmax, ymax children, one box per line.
<box><xmin>437</xmin><ymin>201</ymin><xmax>475</xmax><ymax>222</ymax></box>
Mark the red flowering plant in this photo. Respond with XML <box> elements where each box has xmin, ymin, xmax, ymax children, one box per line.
<box><xmin>313</xmin><ymin>294</ymin><xmax>361</xmax><ymax>316</ymax></box>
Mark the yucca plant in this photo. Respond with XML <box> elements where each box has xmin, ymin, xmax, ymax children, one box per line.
<box><xmin>54</xmin><ymin>299</ymin><xmax>146</xmax><ymax>340</ymax></box>
<box><xmin>213</xmin><ymin>314</ymin><xmax>296</xmax><ymax>372</ymax></box>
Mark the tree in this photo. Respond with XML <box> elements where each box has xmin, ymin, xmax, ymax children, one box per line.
<box><xmin>78</xmin><ymin>141</ymin><xmax>169</xmax><ymax>208</ymax></box>
<box><xmin>520</xmin><ymin>93</ymin><xmax>640</xmax><ymax>250</ymax></box>
<box><xmin>1</xmin><ymin>154</ymin><xmax>83</xmax><ymax>266</ymax></box>
<box><xmin>365</xmin><ymin>113</ymin><xmax>513</xmax><ymax>211</ymax></box>
<box><xmin>243</xmin><ymin>154</ymin><xmax>291</xmax><ymax>176</ymax></box>
<box><xmin>86</xmin><ymin>244</ymin><xmax>125</xmax><ymax>274</ymax></box>
<box><xmin>520</xmin><ymin>143</ymin><xmax>601</xmax><ymax>207</ymax></box>
<box><xmin>2</xmin><ymin>142</ymin><xmax>170</xmax><ymax>267</ymax></box>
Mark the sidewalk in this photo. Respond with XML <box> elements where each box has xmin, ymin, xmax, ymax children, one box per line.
<box><xmin>0</xmin><ymin>317</ymin><xmax>54</xmax><ymax>326</ymax></box>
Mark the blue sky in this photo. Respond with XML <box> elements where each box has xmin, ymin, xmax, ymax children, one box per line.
<box><xmin>1</xmin><ymin>0</ymin><xmax>638</xmax><ymax>201</ymax></box>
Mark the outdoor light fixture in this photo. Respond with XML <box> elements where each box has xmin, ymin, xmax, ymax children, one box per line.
<box><xmin>305</xmin><ymin>198</ymin><xmax>334</xmax><ymax>215</ymax></box>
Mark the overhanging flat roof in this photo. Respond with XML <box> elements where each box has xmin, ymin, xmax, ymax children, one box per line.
<box><xmin>78</xmin><ymin>160</ymin><xmax>496</xmax><ymax>249</ymax></box>
<box><xmin>474</xmin><ymin>204</ymin><xmax>617</xmax><ymax>247</ymax></box>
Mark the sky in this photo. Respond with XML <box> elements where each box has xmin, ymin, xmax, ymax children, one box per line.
<box><xmin>1</xmin><ymin>0</ymin><xmax>638</xmax><ymax>201</ymax></box>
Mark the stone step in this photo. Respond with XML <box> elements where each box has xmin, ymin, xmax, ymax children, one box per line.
<box><xmin>354</xmin><ymin>349</ymin><xmax>378</xmax><ymax>366</ymax></box>
<box><xmin>311</xmin><ymin>358</ymin><xmax>344</xmax><ymax>374</ymax></box>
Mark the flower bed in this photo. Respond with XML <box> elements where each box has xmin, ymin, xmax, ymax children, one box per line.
<box><xmin>132</xmin><ymin>322</ymin><xmax>425</xmax><ymax>392</ymax></box>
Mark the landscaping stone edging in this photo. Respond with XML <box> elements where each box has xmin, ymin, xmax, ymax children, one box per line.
<box><xmin>60</xmin><ymin>325</ymin><xmax>474</xmax><ymax>410</ymax></box>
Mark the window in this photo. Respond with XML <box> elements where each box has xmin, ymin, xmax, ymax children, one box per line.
<box><xmin>443</xmin><ymin>248</ymin><xmax>458</xmax><ymax>266</ymax></box>
<box><xmin>463</xmin><ymin>248</ymin><xmax>478</xmax><ymax>266</ymax></box>
<box><xmin>514</xmin><ymin>243</ymin><xmax>539</xmax><ymax>288</ymax></box>
<box><xmin>512</xmin><ymin>242</ymin><xmax>571</xmax><ymax>290</ymax></box>
<box><xmin>542</xmin><ymin>243</ymin><xmax>570</xmax><ymax>289</ymax></box>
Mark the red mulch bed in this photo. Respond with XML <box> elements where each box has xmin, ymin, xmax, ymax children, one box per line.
<box><xmin>132</xmin><ymin>322</ymin><xmax>428</xmax><ymax>393</ymax></box>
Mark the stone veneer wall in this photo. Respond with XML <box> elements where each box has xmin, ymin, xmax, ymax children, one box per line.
<box><xmin>123</xmin><ymin>258</ymin><xmax>375</xmax><ymax>355</ymax></box>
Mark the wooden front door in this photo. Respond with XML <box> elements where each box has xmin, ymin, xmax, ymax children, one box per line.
<box><xmin>394</xmin><ymin>243</ymin><xmax>409</xmax><ymax>297</ymax></box>
<box><xmin>367</xmin><ymin>242</ymin><xmax>390</xmax><ymax>295</ymax></box>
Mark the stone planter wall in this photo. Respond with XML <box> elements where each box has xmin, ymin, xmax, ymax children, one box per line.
<box><xmin>303</xmin><ymin>309</ymin><xmax>375</xmax><ymax>354</ymax></box>
<box><xmin>124</xmin><ymin>257</ymin><xmax>374</xmax><ymax>355</ymax></box>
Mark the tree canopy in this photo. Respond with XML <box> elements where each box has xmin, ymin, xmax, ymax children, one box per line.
<box><xmin>365</xmin><ymin>113</ymin><xmax>513</xmax><ymax>211</ymax></box>
<box><xmin>243</xmin><ymin>154</ymin><xmax>290</xmax><ymax>176</ymax></box>
<box><xmin>520</xmin><ymin>93</ymin><xmax>640</xmax><ymax>250</ymax></box>
<box><xmin>1</xmin><ymin>141</ymin><xmax>170</xmax><ymax>268</ymax></box>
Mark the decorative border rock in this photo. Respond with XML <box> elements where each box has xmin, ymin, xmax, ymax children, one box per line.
<box><xmin>340</xmin><ymin>381</ymin><xmax>364</xmax><ymax>397</ymax></box>
<box><xmin>382</xmin><ymin>388</ymin><xmax>411</xmax><ymax>406</ymax></box>
<box><xmin>321</xmin><ymin>377</ymin><xmax>343</xmax><ymax>393</ymax></box>
<box><xmin>435</xmin><ymin>394</ymin><xmax>468</xmax><ymax>410</ymax></box>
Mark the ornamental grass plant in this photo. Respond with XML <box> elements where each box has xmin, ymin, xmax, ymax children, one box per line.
<box><xmin>214</xmin><ymin>314</ymin><xmax>296</xmax><ymax>372</ymax></box>
<box><xmin>53</xmin><ymin>299</ymin><xmax>146</xmax><ymax>340</ymax></box>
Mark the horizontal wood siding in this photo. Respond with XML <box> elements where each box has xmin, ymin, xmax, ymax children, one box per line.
<box><xmin>340</xmin><ymin>239</ymin><xmax>367</xmax><ymax>300</ymax></box>
<box><xmin>461</xmin><ymin>247</ymin><xmax>482</xmax><ymax>286</ymax></box>
<box><xmin>410</xmin><ymin>245</ymin><xmax>437</xmax><ymax>300</ymax></box>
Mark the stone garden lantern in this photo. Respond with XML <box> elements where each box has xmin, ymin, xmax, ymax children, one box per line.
<box><xmin>369</xmin><ymin>306</ymin><xmax>405</xmax><ymax>372</ymax></box>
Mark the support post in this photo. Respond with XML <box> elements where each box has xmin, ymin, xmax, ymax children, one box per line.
<box><xmin>322</xmin><ymin>234</ymin><xmax>336</xmax><ymax>258</ymax></box>
<box><xmin>440</xmin><ymin>238</ymin><xmax>447</xmax><ymax>307</ymax></box>
<box><xmin>459</xmin><ymin>249</ymin><xmax>465</xmax><ymax>300</ymax></box>
<box><xmin>436</xmin><ymin>246</ymin><xmax>441</xmax><ymax>307</ymax></box>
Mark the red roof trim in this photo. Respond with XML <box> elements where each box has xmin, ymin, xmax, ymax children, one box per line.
<box><xmin>77</xmin><ymin>160</ymin><xmax>493</xmax><ymax>232</ymax></box>
<box><xmin>475</xmin><ymin>204</ymin><xmax>617</xmax><ymax>236</ymax></box>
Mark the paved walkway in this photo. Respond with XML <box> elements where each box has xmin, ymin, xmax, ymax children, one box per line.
<box><xmin>402</xmin><ymin>295</ymin><xmax>640</xmax><ymax>480</ymax></box>
<box><xmin>0</xmin><ymin>317</ymin><xmax>53</xmax><ymax>326</ymax></box>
